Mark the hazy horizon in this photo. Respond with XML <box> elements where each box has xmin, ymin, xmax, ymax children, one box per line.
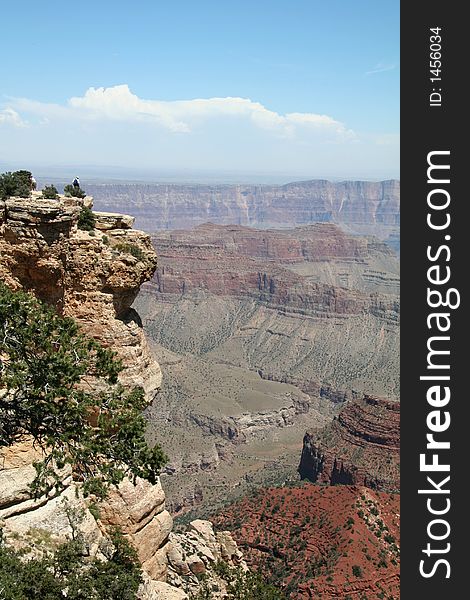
<box><xmin>0</xmin><ymin>161</ymin><xmax>399</xmax><ymax>187</ymax></box>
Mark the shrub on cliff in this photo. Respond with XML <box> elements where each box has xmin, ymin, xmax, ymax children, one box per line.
<box><xmin>114</xmin><ymin>241</ymin><xmax>145</xmax><ymax>261</ymax></box>
<box><xmin>77</xmin><ymin>206</ymin><xmax>96</xmax><ymax>231</ymax></box>
<box><xmin>227</xmin><ymin>569</ymin><xmax>287</xmax><ymax>599</ymax></box>
<box><xmin>0</xmin><ymin>170</ymin><xmax>33</xmax><ymax>199</ymax></box>
<box><xmin>352</xmin><ymin>565</ymin><xmax>363</xmax><ymax>578</ymax></box>
<box><xmin>0</xmin><ymin>527</ymin><xmax>142</xmax><ymax>599</ymax></box>
<box><xmin>0</xmin><ymin>282</ymin><xmax>167</xmax><ymax>499</ymax></box>
<box><xmin>191</xmin><ymin>565</ymin><xmax>287</xmax><ymax>600</ymax></box>
<box><xmin>64</xmin><ymin>183</ymin><xmax>86</xmax><ymax>199</ymax></box>
<box><xmin>42</xmin><ymin>184</ymin><xmax>59</xmax><ymax>199</ymax></box>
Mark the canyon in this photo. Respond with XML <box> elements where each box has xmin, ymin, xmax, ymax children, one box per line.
<box><xmin>133</xmin><ymin>221</ymin><xmax>400</xmax><ymax>515</ymax></box>
<box><xmin>1</xmin><ymin>188</ymin><xmax>400</xmax><ymax>599</ymax></box>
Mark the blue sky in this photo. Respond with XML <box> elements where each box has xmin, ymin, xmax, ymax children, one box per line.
<box><xmin>0</xmin><ymin>1</ymin><xmax>399</xmax><ymax>181</ymax></box>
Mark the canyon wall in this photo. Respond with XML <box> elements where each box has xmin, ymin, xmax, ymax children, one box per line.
<box><xmin>88</xmin><ymin>179</ymin><xmax>400</xmax><ymax>246</ymax></box>
<box><xmin>134</xmin><ymin>222</ymin><xmax>399</xmax><ymax>514</ymax></box>
<box><xmin>147</xmin><ymin>223</ymin><xmax>399</xmax><ymax>321</ymax></box>
<box><xmin>0</xmin><ymin>194</ymin><xmax>161</xmax><ymax>399</ymax></box>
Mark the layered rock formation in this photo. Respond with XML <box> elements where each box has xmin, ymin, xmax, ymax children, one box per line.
<box><xmin>0</xmin><ymin>441</ymin><xmax>172</xmax><ymax>581</ymax></box>
<box><xmin>88</xmin><ymin>179</ymin><xmax>400</xmax><ymax>246</ymax></box>
<box><xmin>147</xmin><ymin>223</ymin><xmax>399</xmax><ymax>320</ymax></box>
<box><xmin>298</xmin><ymin>396</ymin><xmax>400</xmax><ymax>491</ymax></box>
<box><xmin>140</xmin><ymin>223</ymin><xmax>399</xmax><ymax>406</ymax></box>
<box><xmin>0</xmin><ymin>440</ymin><xmax>245</xmax><ymax>599</ymax></box>
<box><xmin>215</xmin><ymin>484</ymin><xmax>400</xmax><ymax>600</ymax></box>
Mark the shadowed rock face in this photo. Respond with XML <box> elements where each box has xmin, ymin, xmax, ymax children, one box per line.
<box><xmin>299</xmin><ymin>396</ymin><xmax>400</xmax><ymax>492</ymax></box>
<box><xmin>88</xmin><ymin>179</ymin><xmax>400</xmax><ymax>246</ymax></box>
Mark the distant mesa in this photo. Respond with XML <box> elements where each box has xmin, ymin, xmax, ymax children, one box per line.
<box><xmin>145</xmin><ymin>221</ymin><xmax>400</xmax><ymax>321</ymax></box>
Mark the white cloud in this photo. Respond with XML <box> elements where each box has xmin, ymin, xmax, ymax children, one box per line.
<box><xmin>7</xmin><ymin>84</ymin><xmax>352</xmax><ymax>138</ymax></box>
<box><xmin>0</xmin><ymin>85</ymin><xmax>398</xmax><ymax>178</ymax></box>
<box><xmin>0</xmin><ymin>108</ymin><xmax>27</xmax><ymax>128</ymax></box>
<box><xmin>365</xmin><ymin>63</ymin><xmax>396</xmax><ymax>76</ymax></box>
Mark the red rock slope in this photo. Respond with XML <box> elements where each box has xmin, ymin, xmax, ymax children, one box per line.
<box><xmin>215</xmin><ymin>484</ymin><xmax>400</xmax><ymax>599</ymax></box>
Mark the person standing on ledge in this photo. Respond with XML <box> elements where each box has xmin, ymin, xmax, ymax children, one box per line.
<box><xmin>72</xmin><ymin>176</ymin><xmax>80</xmax><ymax>191</ymax></box>
<box><xmin>31</xmin><ymin>175</ymin><xmax>37</xmax><ymax>191</ymax></box>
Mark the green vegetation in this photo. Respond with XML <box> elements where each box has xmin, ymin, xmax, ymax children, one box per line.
<box><xmin>0</xmin><ymin>283</ymin><xmax>167</xmax><ymax>499</ymax></box>
<box><xmin>77</xmin><ymin>206</ymin><xmax>96</xmax><ymax>231</ymax></box>
<box><xmin>213</xmin><ymin>562</ymin><xmax>286</xmax><ymax>600</ymax></box>
<box><xmin>0</xmin><ymin>170</ymin><xmax>33</xmax><ymax>199</ymax></box>
<box><xmin>64</xmin><ymin>183</ymin><xmax>86</xmax><ymax>199</ymax></box>
<box><xmin>114</xmin><ymin>242</ymin><xmax>145</xmax><ymax>261</ymax></box>
<box><xmin>0</xmin><ymin>527</ymin><xmax>142</xmax><ymax>600</ymax></box>
<box><xmin>228</xmin><ymin>571</ymin><xmax>287</xmax><ymax>600</ymax></box>
<box><xmin>42</xmin><ymin>184</ymin><xmax>59</xmax><ymax>200</ymax></box>
<box><xmin>192</xmin><ymin>564</ymin><xmax>286</xmax><ymax>599</ymax></box>
<box><xmin>352</xmin><ymin>565</ymin><xmax>363</xmax><ymax>578</ymax></box>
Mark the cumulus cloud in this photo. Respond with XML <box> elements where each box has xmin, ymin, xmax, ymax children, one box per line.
<box><xmin>8</xmin><ymin>84</ymin><xmax>353</xmax><ymax>138</ymax></box>
<box><xmin>0</xmin><ymin>108</ymin><xmax>27</xmax><ymax>127</ymax></box>
<box><xmin>0</xmin><ymin>85</ymin><xmax>398</xmax><ymax>178</ymax></box>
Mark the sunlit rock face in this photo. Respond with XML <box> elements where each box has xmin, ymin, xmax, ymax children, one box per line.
<box><xmin>0</xmin><ymin>192</ymin><xmax>161</xmax><ymax>401</ymax></box>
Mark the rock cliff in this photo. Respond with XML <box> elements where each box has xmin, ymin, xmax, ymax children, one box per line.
<box><xmin>0</xmin><ymin>193</ymin><xmax>244</xmax><ymax>598</ymax></box>
<box><xmin>0</xmin><ymin>440</ymin><xmax>244</xmax><ymax>599</ymax></box>
<box><xmin>298</xmin><ymin>396</ymin><xmax>400</xmax><ymax>491</ymax></box>
<box><xmin>0</xmin><ymin>193</ymin><xmax>162</xmax><ymax>399</ymax></box>
<box><xmin>0</xmin><ymin>440</ymin><xmax>172</xmax><ymax>581</ymax></box>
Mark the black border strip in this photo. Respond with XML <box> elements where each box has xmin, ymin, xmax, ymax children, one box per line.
<box><xmin>401</xmin><ymin>3</ymin><xmax>466</xmax><ymax>597</ymax></box>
